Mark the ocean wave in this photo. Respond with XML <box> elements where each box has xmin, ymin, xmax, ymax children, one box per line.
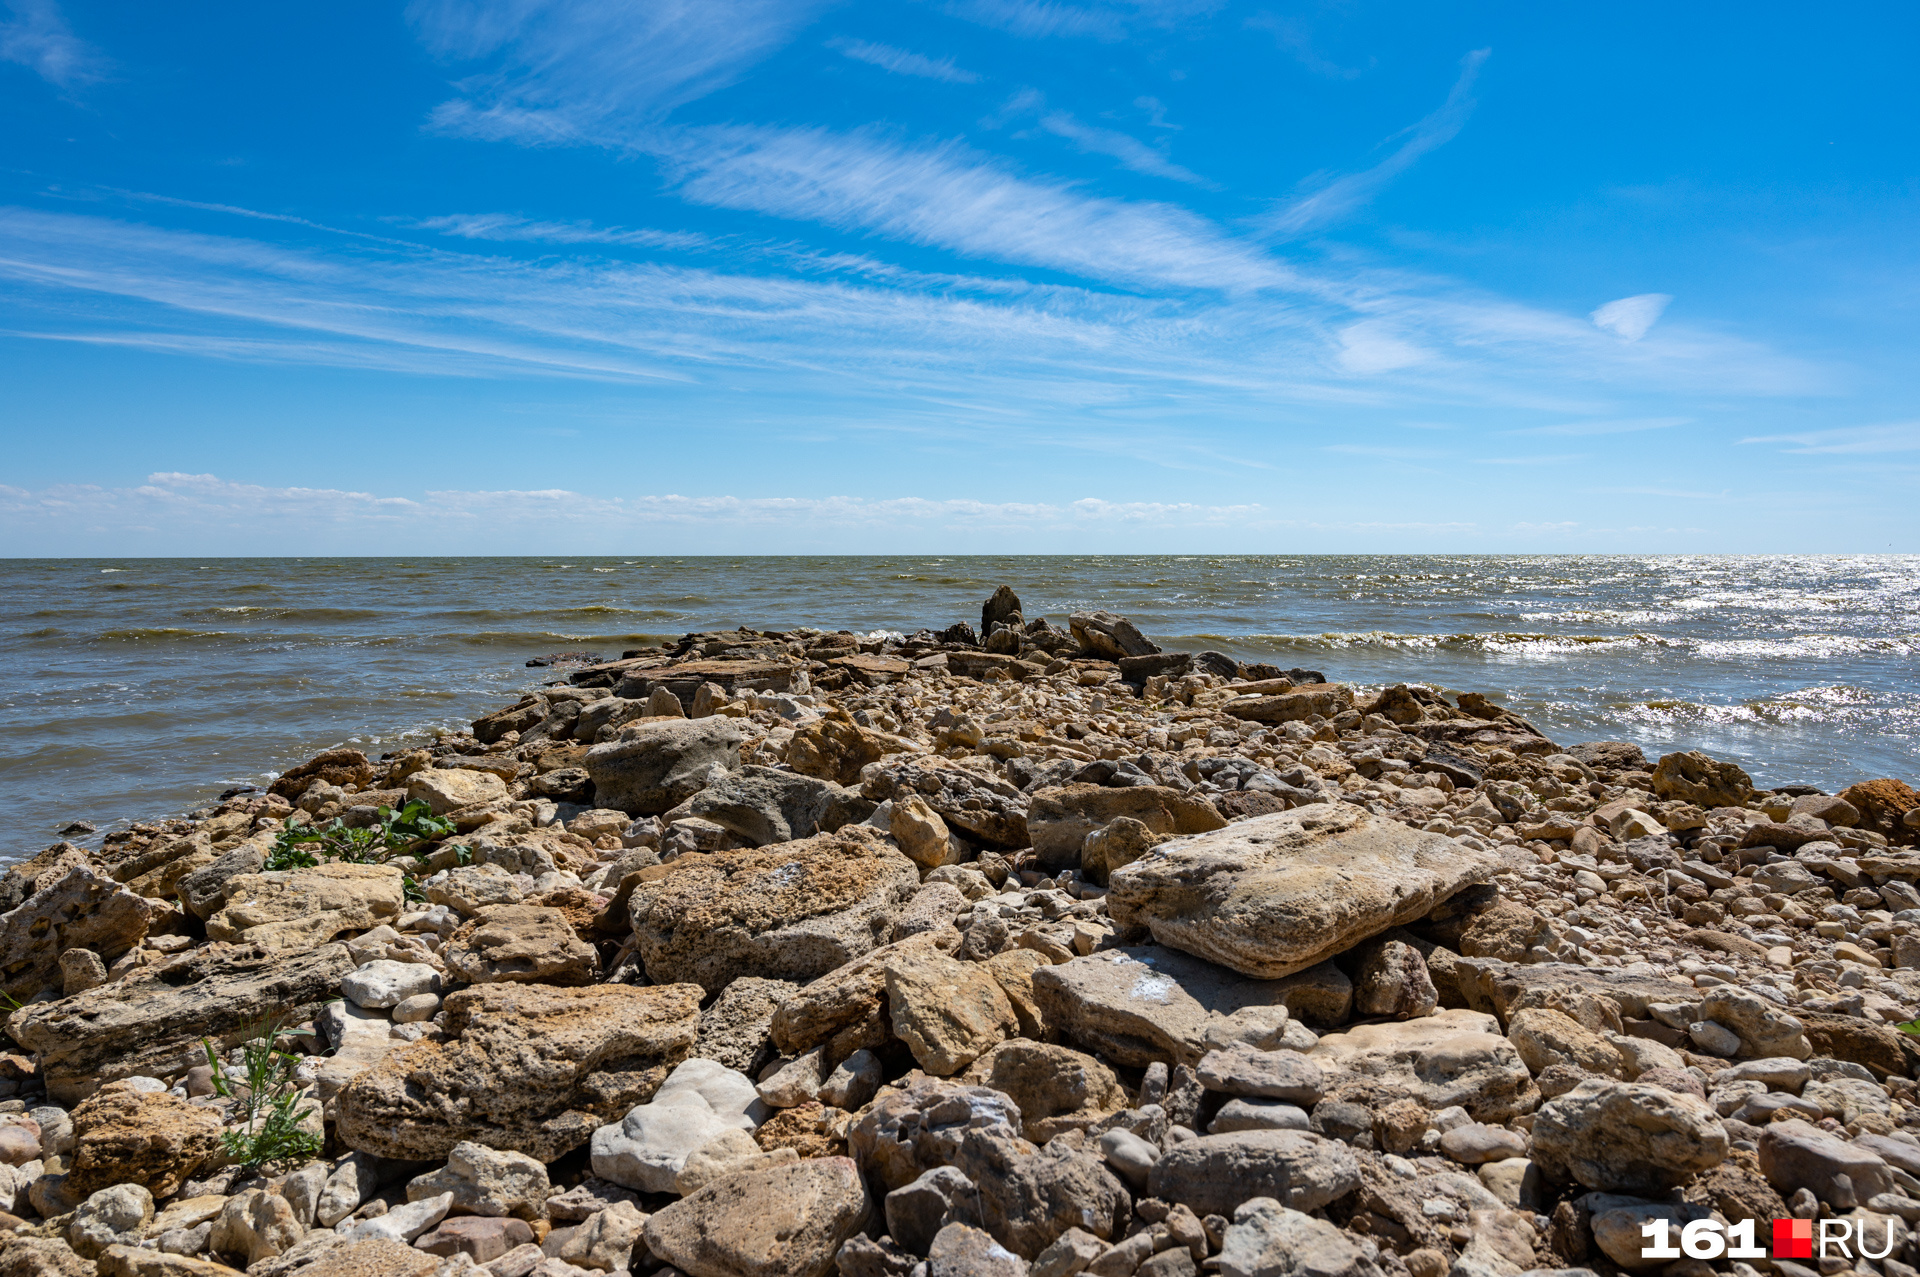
<box><xmin>1613</xmin><ymin>686</ymin><xmax>1919</xmax><ymax>731</ymax></box>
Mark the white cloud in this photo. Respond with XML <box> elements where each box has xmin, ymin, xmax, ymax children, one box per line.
<box><xmin>1738</xmin><ymin>423</ymin><xmax>1920</xmax><ymax>454</ymax></box>
<box><xmin>1590</xmin><ymin>293</ymin><xmax>1671</xmax><ymax>341</ymax></box>
<box><xmin>943</xmin><ymin>0</ymin><xmax>1221</xmax><ymax>40</ymax></box>
<box><xmin>660</xmin><ymin>125</ymin><xmax>1290</xmax><ymax>292</ymax></box>
<box><xmin>829</xmin><ymin>37</ymin><xmax>978</xmax><ymax>84</ymax></box>
<box><xmin>1267</xmin><ymin>48</ymin><xmax>1489</xmax><ymax>235</ymax></box>
<box><xmin>1034</xmin><ymin>109</ymin><xmax>1209</xmax><ymax>185</ymax></box>
<box><xmin>413</xmin><ymin>213</ymin><xmax>709</xmax><ymax>250</ymax></box>
<box><xmin>0</xmin><ymin>0</ymin><xmax>102</xmax><ymax>87</ymax></box>
<box><xmin>410</xmin><ymin>0</ymin><xmax>824</xmax><ymax>141</ymax></box>
<box><xmin>1507</xmin><ymin>416</ymin><xmax>1689</xmax><ymax>436</ymax></box>
<box><xmin>1336</xmin><ymin>321</ymin><xmax>1426</xmax><ymax>372</ymax></box>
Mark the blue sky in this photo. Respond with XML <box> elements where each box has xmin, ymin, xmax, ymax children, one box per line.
<box><xmin>1</xmin><ymin>0</ymin><xmax>1916</xmax><ymax>554</ymax></box>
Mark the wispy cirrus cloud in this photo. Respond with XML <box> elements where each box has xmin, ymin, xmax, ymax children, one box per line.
<box><xmin>1739</xmin><ymin>423</ymin><xmax>1920</xmax><ymax>454</ymax></box>
<box><xmin>413</xmin><ymin>213</ymin><xmax>709</xmax><ymax>250</ymax></box>
<box><xmin>829</xmin><ymin>36</ymin><xmax>978</xmax><ymax>84</ymax></box>
<box><xmin>1507</xmin><ymin>416</ymin><xmax>1689</xmax><ymax>436</ymax></box>
<box><xmin>658</xmin><ymin>125</ymin><xmax>1289</xmax><ymax>292</ymax></box>
<box><xmin>410</xmin><ymin>0</ymin><xmax>825</xmax><ymax>142</ymax></box>
<box><xmin>1267</xmin><ymin>47</ymin><xmax>1490</xmax><ymax>236</ymax></box>
<box><xmin>943</xmin><ymin>0</ymin><xmax>1221</xmax><ymax>41</ymax></box>
<box><xmin>1</xmin><ymin>0</ymin><xmax>103</xmax><ymax>87</ymax></box>
<box><xmin>1003</xmin><ymin>89</ymin><xmax>1210</xmax><ymax>185</ymax></box>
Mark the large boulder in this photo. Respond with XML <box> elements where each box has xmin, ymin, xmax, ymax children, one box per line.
<box><xmin>885</xmin><ymin>947</ymin><xmax>1018</xmax><ymax>1076</ymax></box>
<box><xmin>269</xmin><ymin>748</ymin><xmax>374</xmax><ymax>798</ymax></box>
<box><xmin>683</xmin><ymin>765</ymin><xmax>870</xmax><ymax>846</ymax></box>
<box><xmin>66</xmin><ymin>1083</ymin><xmax>223</xmax><ymax>1199</ymax></box>
<box><xmin>960</xmin><ymin>1042</ymin><xmax>1127</xmax><ymax>1142</ymax></box>
<box><xmin>335</xmin><ymin>981</ymin><xmax>701</xmax><ymax>1162</ymax></box>
<box><xmin>10</xmin><ymin>942</ymin><xmax>356</xmax><ymax>1102</ymax></box>
<box><xmin>406</xmin><ymin>769</ymin><xmax>507</xmax><ymax>816</ymax></box>
<box><xmin>1215</xmin><ymin>1198</ymin><xmax>1371</xmax><ymax>1277</ymax></box>
<box><xmin>1307</xmin><ymin>1009</ymin><xmax>1535</xmax><ymax>1123</ymax></box>
<box><xmin>1068</xmin><ymin>610</ymin><xmax>1159</xmax><ymax>660</ymax></box>
<box><xmin>590</xmin><ymin>1058</ymin><xmax>767</xmax><ymax>1193</ymax></box>
<box><xmin>787</xmin><ymin>711</ymin><xmax>919</xmax><ymax>786</ymax></box>
<box><xmin>1651</xmin><ymin>751</ymin><xmax>1753</xmax><ymax>808</ymax></box>
<box><xmin>1531</xmin><ymin>1079</ymin><xmax>1729</xmax><ymax>1192</ymax></box>
<box><xmin>1758</xmin><ymin>1120</ymin><xmax>1894</xmax><ymax>1206</ymax></box>
<box><xmin>860</xmin><ymin>759</ymin><xmax>1031</xmax><ymax>849</ymax></box>
<box><xmin>849</xmin><ymin>1077</ymin><xmax>1026</xmax><ymax>1194</ymax></box>
<box><xmin>205</xmin><ymin>863</ymin><xmax>404</xmax><ymax>951</ymax></box>
<box><xmin>584</xmin><ymin>717</ymin><xmax>751</xmax><ymax>815</ymax></box>
<box><xmin>1149</xmin><ymin>1130</ymin><xmax>1359</xmax><ymax>1215</ymax></box>
<box><xmin>1221</xmin><ymin>685</ymin><xmax>1357</xmax><ymax>725</ymax></box>
<box><xmin>1027</xmin><ymin>784</ymin><xmax>1227</xmax><ymax>874</ymax></box>
<box><xmin>952</xmin><ymin>1127</ymin><xmax>1131</xmax><ymax>1259</ymax></box>
<box><xmin>627</xmin><ymin>826</ymin><xmax>919</xmax><ymax>994</ymax></box>
<box><xmin>1108</xmin><ymin>805</ymin><xmax>1501</xmax><ymax>980</ymax></box>
<box><xmin>441</xmin><ymin>905</ymin><xmax>599</xmax><ymax>986</ymax></box>
<box><xmin>769</xmin><ymin>932</ymin><xmax>957</xmax><ymax>1060</ymax></box>
<box><xmin>1030</xmin><ymin>947</ymin><xmax>1296</xmax><ymax>1068</ymax></box>
<box><xmin>0</xmin><ymin>865</ymin><xmax>151</xmax><ymax>1001</ymax></box>
<box><xmin>1840</xmin><ymin>779</ymin><xmax>1920</xmax><ymax>846</ymax></box>
<box><xmin>643</xmin><ymin>1157</ymin><xmax>871</xmax><ymax>1277</ymax></box>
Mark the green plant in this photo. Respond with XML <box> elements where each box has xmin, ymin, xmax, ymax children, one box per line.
<box><xmin>1899</xmin><ymin>1018</ymin><xmax>1920</xmax><ymax>1037</ymax></box>
<box><xmin>264</xmin><ymin>799</ymin><xmax>457</xmax><ymax>871</ymax></box>
<box><xmin>202</xmin><ymin>1018</ymin><xmax>322</xmax><ymax>1170</ymax></box>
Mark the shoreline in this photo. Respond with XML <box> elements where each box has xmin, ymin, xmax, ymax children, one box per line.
<box><xmin>2</xmin><ymin>586</ymin><xmax>1919</xmax><ymax>1275</ymax></box>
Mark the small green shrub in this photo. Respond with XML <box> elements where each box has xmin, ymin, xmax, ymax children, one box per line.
<box><xmin>265</xmin><ymin>799</ymin><xmax>464</xmax><ymax>871</ymax></box>
<box><xmin>202</xmin><ymin>1018</ymin><xmax>322</xmax><ymax>1171</ymax></box>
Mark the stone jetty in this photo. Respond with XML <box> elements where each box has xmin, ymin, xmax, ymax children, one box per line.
<box><xmin>1</xmin><ymin>588</ymin><xmax>1918</xmax><ymax>1277</ymax></box>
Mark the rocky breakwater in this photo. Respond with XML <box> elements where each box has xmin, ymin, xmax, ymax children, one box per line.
<box><xmin>0</xmin><ymin>588</ymin><xmax>1917</xmax><ymax>1277</ymax></box>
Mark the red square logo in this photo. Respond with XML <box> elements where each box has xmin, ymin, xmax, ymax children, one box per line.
<box><xmin>1774</xmin><ymin>1218</ymin><xmax>1813</xmax><ymax>1259</ymax></box>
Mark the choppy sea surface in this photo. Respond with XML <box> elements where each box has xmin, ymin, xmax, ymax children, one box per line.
<box><xmin>1</xmin><ymin>555</ymin><xmax>1915</xmax><ymax>864</ymax></box>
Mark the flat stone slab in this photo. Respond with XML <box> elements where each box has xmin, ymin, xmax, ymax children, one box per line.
<box><xmin>1108</xmin><ymin>803</ymin><xmax>1501</xmax><ymax>979</ymax></box>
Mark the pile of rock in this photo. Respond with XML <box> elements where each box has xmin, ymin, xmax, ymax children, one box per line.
<box><xmin>1</xmin><ymin>587</ymin><xmax>1918</xmax><ymax>1277</ymax></box>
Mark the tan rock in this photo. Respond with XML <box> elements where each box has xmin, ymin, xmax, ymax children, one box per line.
<box><xmin>1108</xmin><ymin>804</ymin><xmax>1500</xmax><ymax>980</ymax></box>
<box><xmin>1221</xmin><ymin>684</ymin><xmax>1356</xmax><ymax>724</ymax></box>
<box><xmin>885</xmin><ymin>948</ymin><xmax>1018</xmax><ymax>1076</ymax></box>
<box><xmin>406</xmin><ymin>768</ymin><xmax>508</xmax><ymax>815</ymax></box>
<box><xmin>10</xmin><ymin>942</ymin><xmax>356</xmax><ymax>1102</ymax></box>
<box><xmin>961</xmin><ymin>1041</ymin><xmax>1126</xmax><ymax>1141</ymax></box>
<box><xmin>67</xmin><ymin>1083</ymin><xmax>223</xmax><ymax>1200</ymax></box>
<box><xmin>442</xmin><ymin>905</ymin><xmax>599</xmax><ymax>985</ymax></box>
<box><xmin>0</xmin><ymin>865</ymin><xmax>152</xmax><ymax>1001</ymax></box>
<box><xmin>1506</xmin><ymin>1008</ymin><xmax>1625</xmax><ymax>1078</ymax></box>
<box><xmin>96</xmin><ymin>1246</ymin><xmax>246</xmax><ymax>1276</ymax></box>
<box><xmin>1651</xmin><ymin>751</ymin><xmax>1753</xmax><ymax>809</ymax></box>
<box><xmin>890</xmin><ymin>795</ymin><xmax>960</xmax><ymax>871</ymax></box>
<box><xmin>1032</xmin><ymin>946</ymin><xmax>1296</xmax><ymax>1068</ymax></box>
<box><xmin>1307</xmin><ymin>1009</ymin><xmax>1535</xmax><ymax>1123</ymax></box>
<box><xmin>335</xmin><ymin>981</ymin><xmax>700</xmax><ymax>1163</ymax></box>
<box><xmin>789</xmin><ymin>710</ymin><xmax>917</xmax><ymax>786</ymax></box>
<box><xmin>1027</xmin><ymin>784</ymin><xmax>1226</xmax><ymax>874</ymax></box>
<box><xmin>627</xmin><ymin>826</ymin><xmax>919</xmax><ymax>994</ymax></box>
<box><xmin>1531</xmin><ymin>1078</ymin><xmax>1729</xmax><ymax>1192</ymax></box>
<box><xmin>205</xmin><ymin>863</ymin><xmax>403</xmax><ymax>951</ymax></box>
<box><xmin>643</xmin><ymin>1157</ymin><xmax>872</xmax><ymax>1277</ymax></box>
<box><xmin>982</xmin><ymin>949</ymin><xmax>1051</xmax><ymax>1039</ymax></box>
<box><xmin>769</xmin><ymin>932</ymin><xmax>955</xmax><ymax>1058</ymax></box>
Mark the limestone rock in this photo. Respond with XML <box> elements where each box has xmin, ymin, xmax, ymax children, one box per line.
<box><xmin>695</xmin><ymin>975</ymin><xmax>798</xmax><ymax>1076</ymax></box>
<box><xmin>589</xmin><ymin>1058</ymin><xmax>768</xmax><ymax>1193</ymax></box>
<box><xmin>1195</xmin><ymin>1045</ymin><xmax>1324</xmax><ymax>1104</ymax></box>
<box><xmin>340</xmin><ymin>959</ymin><xmax>439</xmax><ymax>1009</ymax></box>
<box><xmin>1506</xmin><ymin>1009</ymin><xmax>1624</xmax><ymax>1078</ymax></box>
<box><xmin>643</xmin><ymin>1156</ymin><xmax>872</xmax><ymax>1277</ymax></box>
<box><xmin>1353</xmin><ymin>938</ymin><xmax>1438</xmax><ymax>1020</ymax></box>
<box><xmin>1027</xmin><ymin>785</ymin><xmax>1226</xmax><ymax>874</ymax></box>
<box><xmin>426</xmin><ymin>865</ymin><xmax>525</xmax><ymax>913</ymax></box>
<box><xmin>1307</xmin><ymin>1010</ymin><xmax>1535</xmax><ymax>1124</ymax></box>
<box><xmin>850</xmin><ymin>1077</ymin><xmax>1026</xmax><ymax>1194</ymax></box>
<box><xmin>861</xmin><ymin>759</ymin><xmax>1032</xmax><ymax>849</ymax></box>
<box><xmin>885</xmin><ymin>947</ymin><xmax>1018</xmax><ymax>1076</ymax></box>
<box><xmin>952</xmin><ymin>1127</ymin><xmax>1131</xmax><ymax>1259</ymax></box>
<box><xmin>1698</xmin><ymin>987</ymin><xmax>1811</xmax><ymax>1060</ymax></box>
<box><xmin>1650</xmin><ymin>751</ymin><xmax>1753</xmax><ymax>809</ymax></box>
<box><xmin>1068</xmin><ymin>610</ymin><xmax>1160</xmax><ymax>660</ymax></box>
<box><xmin>961</xmin><ymin>1042</ymin><xmax>1127</xmax><ymax>1142</ymax></box>
<box><xmin>927</xmin><ymin>1222</ymin><xmax>1028</xmax><ymax>1277</ymax></box>
<box><xmin>442</xmin><ymin>905</ymin><xmax>599</xmax><ymax>986</ymax></box>
<box><xmin>684</xmin><ymin>765</ymin><xmax>871</xmax><ymax>846</ymax></box>
<box><xmin>406</xmin><ymin>1141</ymin><xmax>550</xmax><ymax>1219</ymax></box>
<box><xmin>1149</xmin><ymin>1130</ymin><xmax>1360</xmax><ymax>1215</ymax></box>
<box><xmin>270</xmin><ymin>748</ymin><xmax>374</xmax><ymax>797</ymax></box>
<box><xmin>0</xmin><ymin>865</ymin><xmax>151</xmax><ymax>1001</ymax></box>
<box><xmin>891</xmin><ymin>795</ymin><xmax>961</xmax><ymax>872</ymax></box>
<box><xmin>67</xmin><ymin>1083</ymin><xmax>223</xmax><ymax>1199</ymax></box>
<box><xmin>67</xmin><ymin>1183</ymin><xmax>154</xmax><ymax>1260</ymax></box>
<box><xmin>407</xmin><ymin>768</ymin><xmax>508</xmax><ymax>815</ymax></box>
<box><xmin>335</xmin><ymin>1190</ymin><xmax>451</xmax><ymax>1245</ymax></box>
<box><xmin>788</xmin><ymin>711</ymin><xmax>917</xmax><ymax>787</ymax></box>
<box><xmin>770</xmin><ymin>932</ymin><xmax>954</xmax><ymax>1059</ymax></box>
<box><xmin>0</xmin><ymin>1238</ymin><xmax>93</xmax><ymax>1276</ymax></box>
<box><xmin>584</xmin><ymin>717</ymin><xmax>751</xmax><ymax>815</ymax></box>
<box><xmin>555</xmin><ymin>1200</ymin><xmax>648</xmax><ymax>1271</ymax></box>
<box><xmin>1758</xmin><ymin>1120</ymin><xmax>1893</xmax><ymax>1206</ymax></box>
<box><xmin>1220</xmin><ymin>684</ymin><xmax>1357</xmax><ymax>725</ymax></box>
<box><xmin>95</xmin><ymin>1247</ymin><xmax>247</xmax><ymax>1277</ymax></box>
<box><xmin>413</xmin><ymin>1216</ymin><xmax>536</xmax><ymax>1264</ymax></box>
<box><xmin>1031</xmin><ymin>947</ymin><xmax>1295</xmax><ymax>1068</ymax></box>
<box><xmin>1108</xmin><ymin>805</ymin><xmax>1500</xmax><ymax>980</ymax></box>
<box><xmin>205</xmin><ymin>863</ymin><xmax>403</xmax><ymax>952</ymax></box>
<box><xmin>1215</xmin><ymin>1197</ymin><xmax>1369</xmax><ymax>1277</ymax></box>
<box><xmin>1531</xmin><ymin>1079</ymin><xmax>1729</xmax><ymax>1192</ymax></box>
<box><xmin>627</xmin><ymin>826</ymin><xmax>919</xmax><ymax>994</ymax></box>
<box><xmin>335</xmin><ymin>981</ymin><xmax>701</xmax><ymax>1162</ymax></box>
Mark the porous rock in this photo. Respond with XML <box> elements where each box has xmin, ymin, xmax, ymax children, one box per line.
<box><xmin>1530</xmin><ymin>1078</ymin><xmax>1729</xmax><ymax>1193</ymax></box>
<box><xmin>441</xmin><ymin>905</ymin><xmax>600</xmax><ymax>986</ymax></box>
<box><xmin>584</xmin><ymin>717</ymin><xmax>751</xmax><ymax>815</ymax></box>
<box><xmin>1107</xmin><ymin>805</ymin><xmax>1501</xmax><ymax>980</ymax></box>
<box><xmin>335</xmin><ymin>981</ymin><xmax>701</xmax><ymax>1162</ymax></box>
<box><xmin>642</xmin><ymin>1156</ymin><xmax>872</xmax><ymax>1277</ymax></box>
